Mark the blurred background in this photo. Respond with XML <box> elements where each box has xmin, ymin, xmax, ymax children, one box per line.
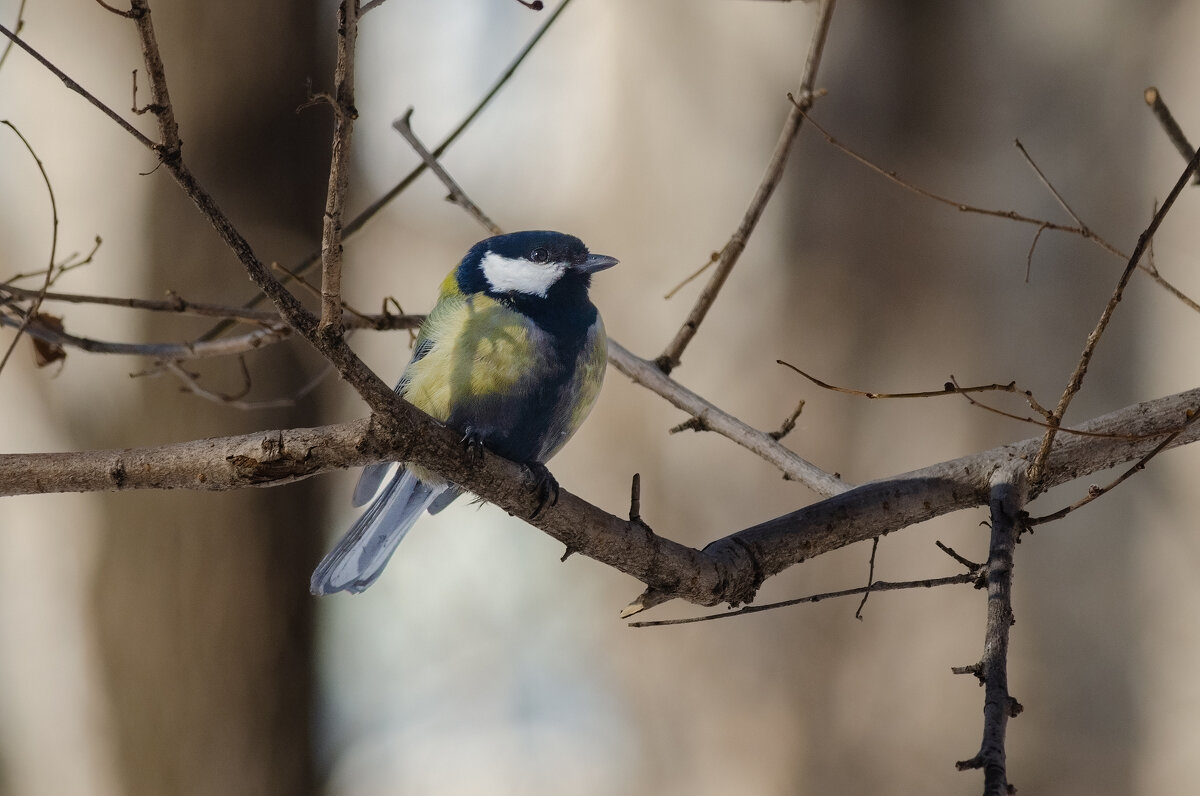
<box><xmin>1</xmin><ymin>0</ymin><xmax>1199</xmax><ymax>794</ymax></box>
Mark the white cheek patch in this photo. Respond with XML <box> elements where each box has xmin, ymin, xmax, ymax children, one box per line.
<box><xmin>479</xmin><ymin>252</ymin><xmax>566</xmax><ymax>297</ymax></box>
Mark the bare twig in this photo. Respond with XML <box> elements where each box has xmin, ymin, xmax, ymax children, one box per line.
<box><xmin>0</xmin><ymin>282</ymin><xmax>421</xmax><ymax>331</ymax></box>
<box><xmin>196</xmin><ymin>0</ymin><xmax>578</xmax><ymax>341</ymax></box>
<box><xmin>779</xmin><ymin>360</ymin><xmax>1038</xmax><ymax>403</ymax></box>
<box><xmin>93</xmin><ymin>0</ymin><xmax>135</xmax><ymax>18</ymax></box>
<box><xmin>1013</xmin><ymin>138</ymin><xmax>1090</xmax><ymax>231</ymax></box>
<box><xmin>663</xmin><ymin>249</ymin><xmax>721</xmax><ymax>300</ymax></box>
<box><xmin>1029</xmin><ymin>405</ymin><xmax>1200</xmax><ymax>525</ymax></box>
<box><xmin>801</xmin><ymin>111</ymin><xmax>1122</xmax><ymax>259</ymax></box>
<box><xmin>1028</xmin><ymin>145</ymin><xmax>1200</xmax><ymax>490</ymax></box>
<box><xmin>802</xmin><ymin>111</ymin><xmax>1200</xmax><ymax>311</ymax></box>
<box><xmin>946</xmin><ymin>376</ymin><xmax>1139</xmax><ymax>441</ymax></box>
<box><xmin>628</xmin><ymin>570</ymin><xmax>981</xmax><ymax>628</ymax></box>
<box><xmin>1144</xmin><ymin>87</ymin><xmax>1200</xmax><ymax>184</ymax></box>
<box><xmin>392</xmin><ymin>109</ymin><xmax>503</xmax><ymax>235</ymax></box>
<box><xmin>955</xmin><ymin>464</ymin><xmax>1027</xmax><ymax>795</ymax></box>
<box><xmin>128</xmin><ymin>0</ymin><xmax>180</xmax><ymax>152</ymax></box>
<box><xmin>0</xmin><ymin>311</ymin><xmax>290</xmax><ymax>360</ymax></box>
<box><xmin>358</xmin><ymin>0</ymin><xmax>390</xmax><ymax>15</ymax></box>
<box><xmin>316</xmin><ymin>0</ymin><xmax>360</xmax><ymax>337</ymax></box>
<box><xmin>610</xmin><ymin>341</ymin><xmax>852</xmax><ymax>496</ymax></box>
<box><xmin>776</xmin><ymin>361</ymin><xmax>1134</xmax><ymax>440</ymax></box>
<box><xmin>655</xmin><ymin>0</ymin><xmax>836</xmax><ymax>375</ymax></box>
<box><xmin>3</xmin><ymin>387</ymin><xmax>1200</xmax><ymax>616</ymax></box>
<box><xmin>2</xmin><ymin>236</ymin><xmax>102</xmax><ymax>286</ymax></box>
<box><xmin>161</xmin><ymin>358</ymin><xmax>334</xmax><ymax>410</ymax></box>
<box><xmin>0</xmin><ymin>24</ymin><xmax>154</xmax><ymax>148</ymax></box>
<box><xmin>768</xmin><ymin>400</ymin><xmax>805</xmax><ymax>441</ymax></box>
<box><xmin>0</xmin><ymin>0</ymin><xmax>26</xmax><ymax>71</ymax></box>
<box><xmin>936</xmin><ymin>540</ymin><xmax>983</xmax><ymax>573</ymax></box>
<box><xmin>0</xmin><ymin>121</ymin><xmax>58</xmax><ymax>376</ymax></box>
<box><xmin>855</xmin><ymin>536</ymin><xmax>879</xmax><ymax>619</ymax></box>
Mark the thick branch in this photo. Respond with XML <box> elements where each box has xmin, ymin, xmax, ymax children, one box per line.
<box><xmin>4</xmin><ymin>388</ymin><xmax>1196</xmax><ymax>611</ymax></box>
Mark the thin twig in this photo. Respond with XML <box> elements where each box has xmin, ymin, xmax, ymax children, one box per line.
<box><xmin>610</xmin><ymin>341</ymin><xmax>852</xmax><ymax>496</ymax></box>
<box><xmin>1013</xmin><ymin>138</ymin><xmax>1089</xmax><ymax>231</ymax></box>
<box><xmin>93</xmin><ymin>0</ymin><xmax>136</xmax><ymax>18</ymax></box>
<box><xmin>359</xmin><ymin>0</ymin><xmax>390</xmax><ymax>15</ymax></box>
<box><xmin>316</xmin><ymin>0</ymin><xmax>360</xmax><ymax>336</ymax></box>
<box><xmin>955</xmin><ymin>464</ymin><xmax>1026</xmax><ymax>795</ymax></box>
<box><xmin>654</xmin><ymin>0</ymin><xmax>836</xmax><ymax>375</ymax></box>
<box><xmin>161</xmin><ymin>358</ymin><xmax>334</xmax><ymax>410</ymax></box>
<box><xmin>936</xmin><ymin>540</ymin><xmax>982</xmax><ymax>573</ymax></box>
<box><xmin>1144</xmin><ymin>87</ymin><xmax>1200</xmax><ymax>185</ymax></box>
<box><xmin>855</xmin><ymin>537</ymin><xmax>879</xmax><ymax>619</ymax></box>
<box><xmin>195</xmin><ymin>0</ymin><xmax>578</xmax><ymax>341</ymax></box>
<box><xmin>768</xmin><ymin>399</ymin><xmax>805</xmax><ymax>441</ymax></box>
<box><xmin>801</xmin><ymin>111</ymin><xmax>1112</xmax><ymax>247</ymax></box>
<box><xmin>0</xmin><ymin>24</ymin><xmax>149</xmax><ymax>149</ymax></box>
<box><xmin>947</xmin><ymin>375</ymin><xmax>1139</xmax><ymax>441</ymax></box>
<box><xmin>0</xmin><ymin>0</ymin><xmax>26</xmax><ymax>71</ymax></box>
<box><xmin>628</xmin><ymin>570</ymin><xmax>981</xmax><ymax>627</ymax></box>
<box><xmin>392</xmin><ymin>109</ymin><xmax>503</xmax><ymax>235</ymax></box>
<box><xmin>0</xmin><ymin>121</ymin><xmax>58</xmax><ymax>376</ymax></box>
<box><xmin>776</xmin><ymin>359</ymin><xmax>1152</xmax><ymax>441</ymax></box>
<box><xmin>0</xmin><ymin>282</ymin><xmax>420</xmax><ymax>331</ymax></box>
<box><xmin>663</xmin><ymin>249</ymin><xmax>721</xmax><ymax>300</ymax></box>
<box><xmin>802</xmin><ymin>111</ymin><xmax>1200</xmax><ymax>311</ymax></box>
<box><xmin>1028</xmin><ymin>145</ymin><xmax>1200</xmax><ymax>490</ymax></box>
<box><xmin>0</xmin><ymin>312</ymin><xmax>290</xmax><ymax>360</ymax></box>
<box><xmin>1029</xmin><ymin>405</ymin><xmax>1200</xmax><ymax>525</ymax></box>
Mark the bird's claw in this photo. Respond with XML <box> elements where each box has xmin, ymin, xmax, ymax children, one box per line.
<box><xmin>460</xmin><ymin>427</ymin><xmax>485</xmax><ymax>462</ymax></box>
<box><xmin>524</xmin><ymin>462</ymin><xmax>559</xmax><ymax>519</ymax></box>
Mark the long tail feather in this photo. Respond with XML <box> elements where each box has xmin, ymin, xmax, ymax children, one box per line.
<box><xmin>310</xmin><ymin>468</ymin><xmax>444</xmax><ymax>595</ymax></box>
<box><xmin>351</xmin><ymin>461</ymin><xmax>395</xmax><ymax>507</ymax></box>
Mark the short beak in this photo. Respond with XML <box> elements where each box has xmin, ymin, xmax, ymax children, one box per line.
<box><xmin>578</xmin><ymin>253</ymin><xmax>619</xmax><ymax>274</ymax></box>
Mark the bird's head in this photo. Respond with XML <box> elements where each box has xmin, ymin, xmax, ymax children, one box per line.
<box><xmin>457</xmin><ymin>230</ymin><xmax>618</xmax><ymax>301</ymax></box>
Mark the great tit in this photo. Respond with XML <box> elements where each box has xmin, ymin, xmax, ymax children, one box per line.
<box><xmin>310</xmin><ymin>230</ymin><xmax>618</xmax><ymax>596</ymax></box>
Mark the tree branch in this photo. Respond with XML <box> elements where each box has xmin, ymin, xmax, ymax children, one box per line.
<box><xmin>4</xmin><ymin>387</ymin><xmax>1196</xmax><ymax>614</ymax></box>
<box><xmin>955</xmin><ymin>463</ymin><xmax>1026</xmax><ymax>794</ymax></box>
<box><xmin>654</xmin><ymin>0</ymin><xmax>836</xmax><ymax>374</ymax></box>
<box><xmin>316</xmin><ymin>0</ymin><xmax>358</xmax><ymax>336</ymax></box>
<box><xmin>610</xmin><ymin>341</ymin><xmax>851</xmax><ymax>496</ymax></box>
<box><xmin>1028</xmin><ymin>145</ymin><xmax>1200</xmax><ymax>489</ymax></box>
<box><xmin>196</xmin><ymin>0</ymin><xmax>578</xmax><ymax>340</ymax></box>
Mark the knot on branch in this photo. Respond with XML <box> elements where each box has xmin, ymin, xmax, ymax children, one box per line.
<box><xmin>226</xmin><ymin>433</ymin><xmax>314</xmax><ymax>484</ymax></box>
<box><xmin>703</xmin><ymin>536</ymin><xmax>765</xmax><ymax>607</ymax></box>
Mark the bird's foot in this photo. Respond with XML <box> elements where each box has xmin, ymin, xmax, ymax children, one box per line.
<box><xmin>460</xmin><ymin>427</ymin><xmax>486</xmax><ymax>462</ymax></box>
<box><xmin>523</xmin><ymin>462</ymin><xmax>559</xmax><ymax>519</ymax></box>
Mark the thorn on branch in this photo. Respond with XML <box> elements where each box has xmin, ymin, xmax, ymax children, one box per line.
<box><xmin>514</xmin><ymin>0</ymin><xmax>544</xmax><ymax>9</ymax></box>
<box><xmin>668</xmin><ymin>415</ymin><xmax>710</xmax><ymax>434</ymax></box>
<box><xmin>628</xmin><ymin>472</ymin><xmax>642</xmax><ymax>523</ymax></box>
<box><xmin>296</xmin><ymin>77</ymin><xmax>336</xmax><ymax>114</ymax></box>
<box><xmin>94</xmin><ymin>0</ymin><xmax>136</xmax><ymax>18</ymax></box>
<box><xmin>952</xmin><ymin>662</ymin><xmax>984</xmax><ymax>682</ymax></box>
<box><xmin>768</xmin><ymin>399</ymin><xmax>805</xmax><ymax>440</ymax></box>
<box><xmin>935</xmin><ymin>540</ymin><xmax>983</xmax><ymax>573</ymax></box>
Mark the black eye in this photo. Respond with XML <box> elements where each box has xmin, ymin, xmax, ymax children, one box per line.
<box><xmin>529</xmin><ymin>248</ymin><xmax>549</xmax><ymax>263</ymax></box>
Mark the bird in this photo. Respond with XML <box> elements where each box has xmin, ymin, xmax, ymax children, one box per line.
<box><xmin>310</xmin><ymin>230</ymin><xmax>618</xmax><ymax>596</ymax></box>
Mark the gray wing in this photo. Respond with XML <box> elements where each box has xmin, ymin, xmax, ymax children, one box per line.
<box><xmin>350</xmin><ymin>335</ymin><xmax>438</xmax><ymax>507</ymax></box>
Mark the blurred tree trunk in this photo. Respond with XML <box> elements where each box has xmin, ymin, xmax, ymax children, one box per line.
<box><xmin>84</xmin><ymin>3</ymin><xmax>327</xmax><ymax>794</ymax></box>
